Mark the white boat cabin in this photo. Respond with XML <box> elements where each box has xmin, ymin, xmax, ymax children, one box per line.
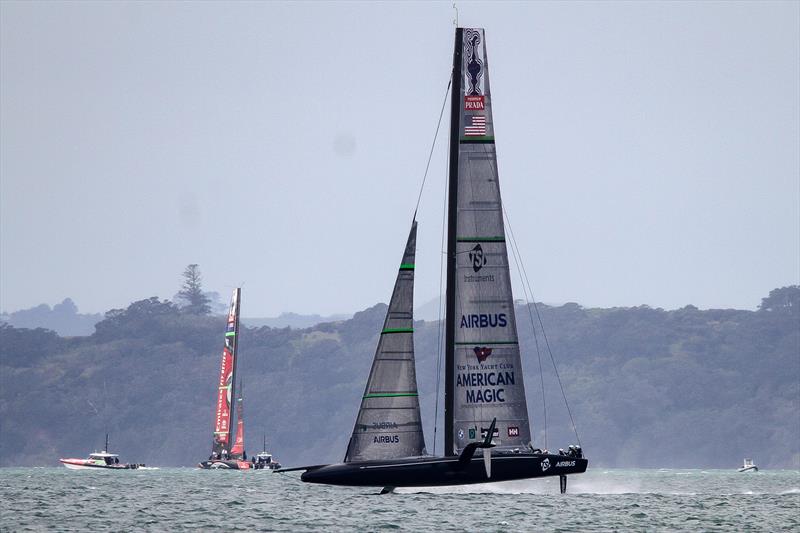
<box><xmin>88</xmin><ymin>452</ymin><xmax>121</xmax><ymax>466</ymax></box>
<box><xmin>255</xmin><ymin>452</ymin><xmax>273</xmax><ymax>464</ymax></box>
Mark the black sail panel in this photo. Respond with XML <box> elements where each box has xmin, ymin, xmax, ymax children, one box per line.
<box><xmin>448</xmin><ymin>28</ymin><xmax>533</xmax><ymax>455</ymax></box>
<box><xmin>345</xmin><ymin>222</ymin><xmax>426</xmax><ymax>462</ymax></box>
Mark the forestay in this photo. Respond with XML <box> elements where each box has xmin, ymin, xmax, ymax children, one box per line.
<box><xmin>344</xmin><ymin>222</ymin><xmax>426</xmax><ymax>462</ymax></box>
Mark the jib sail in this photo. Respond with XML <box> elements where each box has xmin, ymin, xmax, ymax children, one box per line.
<box><xmin>230</xmin><ymin>382</ymin><xmax>245</xmax><ymax>459</ymax></box>
<box><xmin>344</xmin><ymin>222</ymin><xmax>426</xmax><ymax>462</ymax></box>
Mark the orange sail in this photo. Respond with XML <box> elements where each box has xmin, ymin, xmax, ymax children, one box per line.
<box><xmin>230</xmin><ymin>390</ymin><xmax>245</xmax><ymax>458</ymax></box>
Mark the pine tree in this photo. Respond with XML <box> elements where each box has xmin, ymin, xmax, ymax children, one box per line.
<box><xmin>177</xmin><ymin>264</ymin><xmax>211</xmax><ymax>315</ymax></box>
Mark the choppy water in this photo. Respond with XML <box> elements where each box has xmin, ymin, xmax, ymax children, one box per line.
<box><xmin>1</xmin><ymin>467</ymin><xmax>797</xmax><ymax>531</ymax></box>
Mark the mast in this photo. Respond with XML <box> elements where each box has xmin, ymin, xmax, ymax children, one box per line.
<box><xmin>211</xmin><ymin>288</ymin><xmax>241</xmax><ymax>456</ymax></box>
<box><xmin>444</xmin><ymin>27</ymin><xmax>463</xmax><ymax>457</ymax></box>
<box><xmin>231</xmin><ymin>290</ymin><xmax>241</xmax><ymax>415</ymax></box>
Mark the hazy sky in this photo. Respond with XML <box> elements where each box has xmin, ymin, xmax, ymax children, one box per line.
<box><xmin>1</xmin><ymin>1</ymin><xmax>798</xmax><ymax>317</ymax></box>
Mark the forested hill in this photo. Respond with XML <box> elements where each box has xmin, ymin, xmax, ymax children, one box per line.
<box><xmin>1</xmin><ymin>287</ymin><xmax>797</xmax><ymax>469</ymax></box>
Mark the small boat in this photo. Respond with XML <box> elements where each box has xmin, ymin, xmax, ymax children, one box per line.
<box><xmin>60</xmin><ymin>434</ymin><xmax>144</xmax><ymax>470</ymax></box>
<box><xmin>199</xmin><ymin>289</ymin><xmax>251</xmax><ymax>470</ymax></box>
<box><xmin>738</xmin><ymin>458</ymin><xmax>758</xmax><ymax>472</ymax></box>
<box><xmin>253</xmin><ymin>435</ymin><xmax>281</xmax><ymax>470</ymax></box>
<box><xmin>283</xmin><ymin>27</ymin><xmax>587</xmax><ymax>493</ymax></box>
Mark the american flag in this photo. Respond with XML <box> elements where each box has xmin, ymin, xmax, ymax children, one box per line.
<box><xmin>464</xmin><ymin>115</ymin><xmax>487</xmax><ymax>136</ymax></box>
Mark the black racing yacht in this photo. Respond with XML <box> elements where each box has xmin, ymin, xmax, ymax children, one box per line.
<box><xmin>281</xmin><ymin>27</ymin><xmax>587</xmax><ymax>493</ymax></box>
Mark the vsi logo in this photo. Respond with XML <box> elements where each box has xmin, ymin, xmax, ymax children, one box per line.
<box><xmin>474</xmin><ymin>346</ymin><xmax>492</xmax><ymax>363</ymax></box>
<box><xmin>469</xmin><ymin>244</ymin><xmax>487</xmax><ymax>272</ymax></box>
<box><xmin>541</xmin><ymin>458</ymin><xmax>551</xmax><ymax>472</ymax></box>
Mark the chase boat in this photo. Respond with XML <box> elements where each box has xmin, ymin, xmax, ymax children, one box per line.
<box><xmin>252</xmin><ymin>451</ymin><xmax>280</xmax><ymax>470</ymax></box>
<box><xmin>738</xmin><ymin>458</ymin><xmax>758</xmax><ymax>472</ymax></box>
<box><xmin>60</xmin><ymin>435</ymin><xmax>144</xmax><ymax>470</ymax></box>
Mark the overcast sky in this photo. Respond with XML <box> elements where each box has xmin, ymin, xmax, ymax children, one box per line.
<box><xmin>1</xmin><ymin>1</ymin><xmax>798</xmax><ymax>317</ymax></box>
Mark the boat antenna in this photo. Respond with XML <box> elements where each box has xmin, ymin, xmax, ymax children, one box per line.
<box><xmin>105</xmin><ymin>433</ymin><xmax>109</xmax><ymax>453</ymax></box>
<box><xmin>452</xmin><ymin>3</ymin><xmax>458</xmax><ymax>27</ymax></box>
<box><xmin>432</xmin><ymin>93</ymin><xmax>452</xmax><ymax>455</ymax></box>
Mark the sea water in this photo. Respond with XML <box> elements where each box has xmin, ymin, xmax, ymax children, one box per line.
<box><xmin>1</xmin><ymin>468</ymin><xmax>797</xmax><ymax>531</ymax></box>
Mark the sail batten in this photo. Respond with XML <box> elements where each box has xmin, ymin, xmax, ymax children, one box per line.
<box><xmin>344</xmin><ymin>222</ymin><xmax>426</xmax><ymax>462</ymax></box>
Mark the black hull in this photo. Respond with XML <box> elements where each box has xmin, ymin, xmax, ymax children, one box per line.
<box><xmin>300</xmin><ymin>454</ymin><xmax>586</xmax><ymax>487</ymax></box>
<box><xmin>198</xmin><ymin>460</ymin><xmax>246</xmax><ymax>470</ymax></box>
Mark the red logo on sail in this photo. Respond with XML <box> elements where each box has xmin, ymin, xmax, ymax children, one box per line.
<box><xmin>465</xmin><ymin>95</ymin><xmax>485</xmax><ymax>110</ymax></box>
<box><xmin>474</xmin><ymin>346</ymin><xmax>493</xmax><ymax>363</ymax></box>
<box><xmin>214</xmin><ymin>348</ymin><xmax>234</xmax><ymax>445</ymax></box>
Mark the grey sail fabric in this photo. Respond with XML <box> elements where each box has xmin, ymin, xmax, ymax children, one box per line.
<box><xmin>345</xmin><ymin>222</ymin><xmax>426</xmax><ymax>462</ymax></box>
<box><xmin>450</xmin><ymin>28</ymin><xmax>532</xmax><ymax>454</ymax></box>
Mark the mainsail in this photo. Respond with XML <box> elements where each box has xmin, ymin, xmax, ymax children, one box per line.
<box><xmin>211</xmin><ymin>288</ymin><xmax>241</xmax><ymax>456</ymax></box>
<box><xmin>229</xmin><ymin>383</ymin><xmax>245</xmax><ymax>459</ymax></box>
<box><xmin>445</xmin><ymin>28</ymin><xmax>532</xmax><ymax>455</ymax></box>
<box><xmin>344</xmin><ymin>222</ymin><xmax>426</xmax><ymax>462</ymax></box>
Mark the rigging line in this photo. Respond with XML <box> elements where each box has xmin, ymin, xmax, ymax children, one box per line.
<box><xmin>502</xmin><ymin>205</ymin><xmax>582</xmax><ymax>447</ymax></box>
<box><xmin>414</xmin><ymin>76</ymin><xmax>453</xmax><ymax>220</ymax></box>
<box><xmin>504</xmin><ymin>207</ymin><xmax>582</xmax><ymax>447</ymax></box>
<box><xmin>505</xmin><ymin>220</ymin><xmax>548</xmax><ymax>450</ymax></box>
<box><xmin>432</xmin><ymin>91</ymin><xmax>451</xmax><ymax>456</ymax></box>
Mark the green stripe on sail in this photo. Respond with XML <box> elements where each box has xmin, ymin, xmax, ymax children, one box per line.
<box><xmin>455</xmin><ymin>341</ymin><xmax>519</xmax><ymax>345</ymax></box>
<box><xmin>213</xmin><ymin>431</ymin><xmax>229</xmax><ymax>435</ymax></box>
<box><xmin>363</xmin><ymin>392</ymin><xmax>419</xmax><ymax>399</ymax></box>
<box><xmin>460</xmin><ymin>137</ymin><xmax>495</xmax><ymax>144</ymax></box>
<box><xmin>225</xmin><ymin>332</ymin><xmax>236</xmax><ymax>337</ymax></box>
<box><xmin>457</xmin><ymin>236</ymin><xmax>505</xmax><ymax>242</ymax></box>
<box><xmin>381</xmin><ymin>328</ymin><xmax>414</xmax><ymax>334</ymax></box>
<box><xmin>399</xmin><ymin>263</ymin><xmax>415</xmax><ymax>270</ymax></box>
